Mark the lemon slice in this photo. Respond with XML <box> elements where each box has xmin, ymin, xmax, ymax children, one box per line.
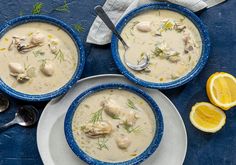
<box><xmin>190</xmin><ymin>102</ymin><xmax>226</xmax><ymax>133</ymax></box>
<box><xmin>206</xmin><ymin>72</ymin><xmax>236</xmax><ymax>110</ymax></box>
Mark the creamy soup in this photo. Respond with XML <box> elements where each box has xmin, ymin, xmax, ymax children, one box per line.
<box><xmin>72</xmin><ymin>89</ymin><xmax>156</xmax><ymax>162</ymax></box>
<box><xmin>0</xmin><ymin>22</ymin><xmax>78</xmax><ymax>94</ymax></box>
<box><xmin>118</xmin><ymin>10</ymin><xmax>202</xmax><ymax>83</ymax></box>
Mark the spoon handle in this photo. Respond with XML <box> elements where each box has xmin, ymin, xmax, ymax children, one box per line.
<box><xmin>94</xmin><ymin>5</ymin><xmax>129</xmax><ymax>49</ymax></box>
<box><xmin>0</xmin><ymin>119</ymin><xmax>17</xmax><ymax>132</ymax></box>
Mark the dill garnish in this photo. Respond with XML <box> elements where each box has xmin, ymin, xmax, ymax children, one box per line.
<box><xmin>124</xmin><ymin>33</ymin><xmax>129</xmax><ymax>39</ymax></box>
<box><xmin>54</xmin><ymin>49</ymin><xmax>65</xmax><ymax>62</ymax></box>
<box><xmin>188</xmin><ymin>55</ymin><xmax>192</xmax><ymax>61</ymax></box>
<box><xmin>130</xmin><ymin>21</ymin><xmax>140</xmax><ymax>36</ymax></box>
<box><xmin>73</xmin><ymin>23</ymin><xmax>84</xmax><ymax>32</ymax></box>
<box><xmin>97</xmin><ymin>138</ymin><xmax>109</xmax><ymax>150</ymax></box>
<box><xmin>90</xmin><ymin>108</ymin><xmax>103</xmax><ymax>124</ymax></box>
<box><xmin>38</xmin><ymin>59</ymin><xmax>47</xmax><ymax>65</ymax></box>
<box><xmin>32</xmin><ymin>2</ymin><xmax>43</xmax><ymax>15</ymax></box>
<box><xmin>23</xmin><ymin>64</ymin><xmax>36</xmax><ymax>78</ymax></box>
<box><xmin>152</xmin><ymin>47</ymin><xmax>164</xmax><ymax>57</ymax></box>
<box><xmin>24</xmin><ymin>63</ymin><xmax>30</xmax><ymax>71</ymax></box>
<box><xmin>26</xmin><ymin>67</ymin><xmax>36</xmax><ymax>78</ymax></box>
<box><xmin>80</xmin><ymin>125</ymin><xmax>86</xmax><ymax>131</ymax></box>
<box><xmin>110</xmin><ymin>114</ymin><xmax>120</xmax><ymax>120</ymax></box>
<box><xmin>54</xmin><ymin>0</ymin><xmax>69</xmax><ymax>13</ymax></box>
<box><xmin>33</xmin><ymin>50</ymin><xmax>45</xmax><ymax>57</ymax></box>
<box><xmin>127</xmin><ymin>99</ymin><xmax>138</xmax><ymax>110</ymax></box>
<box><xmin>122</xmin><ymin>121</ymin><xmax>142</xmax><ymax>134</ymax></box>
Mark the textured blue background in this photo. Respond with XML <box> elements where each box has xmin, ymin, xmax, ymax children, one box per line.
<box><xmin>0</xmin><ymin>0</ymin><xmax>235</xmax><ymax>165</ymax></box>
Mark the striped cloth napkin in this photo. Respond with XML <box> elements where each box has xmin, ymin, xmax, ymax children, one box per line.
<box><xmin>87</xmin><ymin>0</ymin><xmax>225</xmax><ymax>45</ymax></box>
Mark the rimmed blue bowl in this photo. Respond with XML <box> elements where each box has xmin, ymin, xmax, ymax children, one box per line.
<box><xmin>0</xmin><ymin>15</ymin><xmax>85</xmax><ymax>101</ymax></box>
<box><xmin>64</xmin><ymin>83</ymin><xmax>164</xmax><ymax>165</ymax></box>
<box><xmin>111</xmin><ymin>2</ymin><xmax>210</xmax><ymax>89</ymax></box>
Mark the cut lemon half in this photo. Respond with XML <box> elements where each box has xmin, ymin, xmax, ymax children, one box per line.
<box><xmin>190</xmin><ymin>102</ymin><xmax>226</xmax><ymax>133</ymax></box>
<box><xmin>206</xmin><ymin>72</ymin><xmax>236</xmax><ymax>110</ymax></box>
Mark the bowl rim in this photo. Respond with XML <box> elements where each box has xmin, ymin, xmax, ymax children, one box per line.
<box><xmin>64</xmin><ymin>83</ymin><xmax>164</xmax><ymax>165</ymax></box>
<box><xmin>0</xmin><ymin>15</ymin><xmax>85</xmax><ymax>101</ymax></box>
<box><xmin>111</xmin><ymin>2</ymin><xmax>211</xmax><ymax>89</ymax></box>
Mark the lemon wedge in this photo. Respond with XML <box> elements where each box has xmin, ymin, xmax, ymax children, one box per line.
<box><xmin>206</xmin><ymin>72</ymin><xmax>236</xmax><ymax>110</ymax></box>
<box><xmin>190</xmin><ymin>102</ymin><xmax>226</xmax><ymax>133</ymax></box>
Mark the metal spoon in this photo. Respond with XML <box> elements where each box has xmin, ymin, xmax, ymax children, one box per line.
<box><xmin>94</xmin><ymin>5</ymin><xmax>149</xmax><ymax>71</ymax></box>
<box><xmin>0</xmin><ymin>105</ymin><xmax>39</xmax><ymax>132</ymax></box>
<box><xmin>0</xmin><ymin>93</ymin><xmax>9</xmax><ymax>112</ymax></box>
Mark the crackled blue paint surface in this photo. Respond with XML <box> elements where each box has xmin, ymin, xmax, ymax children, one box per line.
<box><xmin>0</xmin><ymin>0</ymin><xmax>235</xmax><ymax>165</ymax></box>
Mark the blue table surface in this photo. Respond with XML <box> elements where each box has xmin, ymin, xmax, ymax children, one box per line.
<box><xmin>0</xmin><ymin>0</ymin><xmax>235</xmax><ymax>165</ymax></box>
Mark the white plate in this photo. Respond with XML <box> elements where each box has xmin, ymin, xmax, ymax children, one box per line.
<box><xmin>37</xmin><ymin>74</ymin><xmax>187</xmax><ymax>165</ymax></box>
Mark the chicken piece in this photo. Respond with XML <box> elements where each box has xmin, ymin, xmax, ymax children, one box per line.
<box><xmin>81</xmin><ymin>121</ymin><xmax>112</xmax><ymax>138</ymax></box>
<box><xmin>101</xmin><ymin>99</ymin><xmax>138</xmax><ymax>126</ymax></box>
<box><xmin>40</xmin><ymin>61</ymin><xmax>54</xmax><ymax>76</ymax></box>
<box><xmin>9</xmin><ymin>62</ymin><xmax>36</xmax><ymax>82</ymax></box>
<box><xmin>136</xmin><ymin>21</ymin><xmax>152</xmax><ymax>32</ymax></box>
<box><xmin>124</xmin><ymin>111</ymin><xmax>137</xmax><ymax>126</ymax></box>
<box><xmin>116</xmin><ymin>135</ymin><xmax>131</xmax><ymax>149</ymax></box>
<box><xmin>31</xmin><ymin>32</ymin><xmax>45</xmax><ymax>45</ymax></box>
<box><xmin>8</xmin><ymin>63</ymin><xmax>25</xmax><ymax>74</ymax></box>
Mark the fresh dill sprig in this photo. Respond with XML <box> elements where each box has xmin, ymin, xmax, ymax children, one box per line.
<box><xmin>54</xmin><ymin>0</ymin><xmax>69</xmax><ymax>13</ymax></box>
<box><xmin>127</xmin><ymin>99</ymin><xmax>138</xmax><ymax>110</ymax></box>
<box><xmin>73</xmin><ymin>23</ymin><xmax>84</xmax><ymax>33</ymax></box>
<box><xmin>97</xmin><ymin>138</ymin><xmax>109</xmax><ymax>150</ymax></box>
<box><xmin>38</xmin><ymin>59</ymin><xmax>47</xmax><ymax>65</ymax></box>
<box><xmin>26</xmin><ymin>67</ymin><xmax>36</xmax><ymax>78</ymax></box>
<box><xmin>123</xmin><ymin>121</ymin><xmax>142</xmax><ymax>134</ymax></box>
<box><xmin>152</xmin><ymin>47</ymin><xmax>164</xmax><ymax>57</ymax></box>
<box><xmin>130</xmin><ymin>21</ymin><xmax>140</xmax><ymax>36</ymax></box>
<box><xmin>33</xmin><ymin>50</ymin><xmax>45</xmax><ymax>57</ymax></box>
<box><xmin>90</xmin><ymin>108</ymin><xmax>103</xmax><ymax>124</ymax></box>
<box><xmin>54</xmin><ymin>49</ymin><xmax>65</xmax><ymax>62</ymax></box>
<box><xmin>32</xmin><ymin>2</ymin><xmax>43</xmax><ymax>15</ymax></box>
<box><xmin>24</xmin><ymin>63</ymin><xmax>30</xmax><ymax>71</ymax></box>
<box><xmin>110</xmin><ymin>114</ymin><xmax>120</xmax><ymax>120</ymax></box>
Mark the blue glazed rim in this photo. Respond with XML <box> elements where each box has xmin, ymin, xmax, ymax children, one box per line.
<box><xmin>64</xmin><ymin>83</ymin><xmax>164</xmax><ymax>165</ymax></box>
<box><xmin>111</xmin><ymin>2</ymin><xmax>211</xmax><ymax>89</ymax></box>
<box><xmin>0</xmin><ymin>15</ymin><xmax>85</xmax><ymax>101</ymax></box>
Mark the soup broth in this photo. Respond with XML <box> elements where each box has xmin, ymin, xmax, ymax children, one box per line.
<box><xmin>0</xmin><ymin>22</ymin><xmax>78</xmax><ymax>94</ymax></box>
<box><xmin>72</xmin><ymin>89</ymin><xmax>156</xmax><ymax>162</ymax></box>
<box><xmin>118</xmin><ymin>10</ymin><xmax>202</xmax><ymax>83</ymax></box>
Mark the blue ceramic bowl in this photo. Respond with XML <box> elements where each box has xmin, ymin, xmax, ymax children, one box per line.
<box><xmin>111</xmin><ymin>2</ymin><xmax>210</xmax><ymax>89</ymax></box>
<box><xmin>64</xmin><ymin>83</ymin><xmax>164</xmax><ymax>165</ymax></box>
<box><xmin>0</xmin><ymin>15</ymin><xmax>85</xmax><ymax>101</ymax></box>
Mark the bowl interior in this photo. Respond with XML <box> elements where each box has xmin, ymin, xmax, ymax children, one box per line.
<box><xmin>64</xmin><ymin>83</ymin><xmax>164</xmax><ymax>165</ymax></box>
<box><xmin>111</xmin><ymin>2</ymin><xmax>210</xmax><ymax>89</ymax></box>
<box><xmin>0</xmin><ymin>15</ymin><xmax>85</xmax><ymax>101</ymax></box>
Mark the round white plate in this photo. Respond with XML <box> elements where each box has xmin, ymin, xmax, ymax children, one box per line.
<box><xmin>37</xmin><ymin>74</ymin><xmax>187</xmax><ymax>165</ymax></box>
